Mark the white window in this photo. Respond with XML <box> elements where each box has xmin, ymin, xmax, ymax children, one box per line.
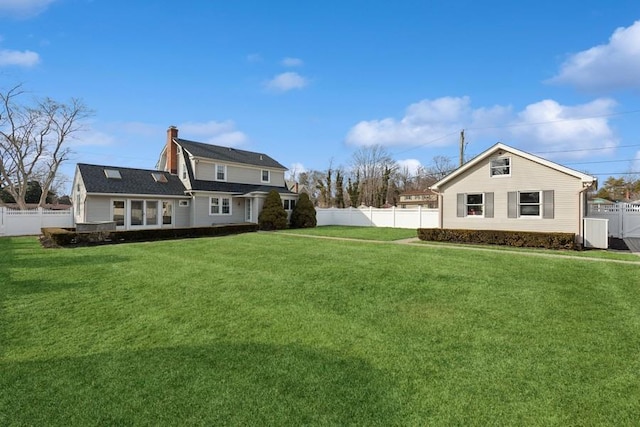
<box><xmin>490</xmin><ymin>157</ymin><xmax>510</xmax><ymax>177</ymax></box>
<box><xmin>261</xmin><ymin>169</ymin><xmax>270</xmax><ymax>183</ymax></box>
<box><xmin>519</xmin><ymin>191</ymin><xmax>541</xmax><ymax>216</ymax></box>
<box><xmin>465</xmin><ymin>193</ymin><xmax>484</xmax><ymax>216</ymax></box>
<box><xmin>283</xmin><ymin>199</ymin><xmax>296</xmax><ymax>211</ymax></box>
<box><xmin>210</xmin><ymin>197</ymin><xmax>231</xmax><ymax>215</ymax></box>
<box><xmin>216</xmin><ymin>165</ymin><xmax>226</xmax><ymax>181</ymax></box>
<box><xmin>179</xmin><ymin>200</ymin><xmax>190</xmax><ymax>207</ymax></box>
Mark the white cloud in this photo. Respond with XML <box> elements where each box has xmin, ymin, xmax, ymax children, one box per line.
<box><xmin>282</xmin><ymin>57</ymin><xmax>303</xmax><ymax>67</ymax></box>
<box><xmin>179</xmin><ymin>120</ymin><xmax>248</xmax><ymax>147</ymax></box>
<box><xmin>509</xmin><ymin>98</ymin><xmax>618</xmax><ymax>157</ymax></box>
<box><xmin>346</xmin><ymin>96</ymin><xmax>619</xmax><ymax>160</ymax></box>
<box><xmin>396</xmin><ymin>159</ymin><xmax>422</xmax><ymax>176</ymax></box>
<box><xmin>286</xmin><ymin>162</ymin><xmax>307</xmax><ymax>180</ymax></box>
<box><xmin>346</xmin><ymin>96</ymin><xmax>471</xmax><ymax>147</ymax></box>
<box><xmin>265</xmin><ymin>72</ymin><xmax>308</xmax><ymax>92</ymax></box>
<box><xmin>548</xmin><ymin>20</ymin><xmax>640</xmax><ymax>91</ymax></box>
<box><xmin>0</xmin><ymin>0</ymin><xmax>57</xmax><ymax>19</ymax></box>
<box><xmin>69</xmin><ymin>130</ymin><xmax>116</xmax><ymax>147</ymax></box>
<box><xmin>0</xmin><ymin>48</ymin><xmax>40</xmax><ymax>67</ymax></box>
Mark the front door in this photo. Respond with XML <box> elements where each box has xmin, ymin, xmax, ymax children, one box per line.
<box><xmin>245</xmin><ymin>199</ymin><xmax>252</xmax><ymax>222</ymax></box>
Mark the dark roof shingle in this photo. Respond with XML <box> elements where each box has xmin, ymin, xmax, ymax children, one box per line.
<box><xmin>176</xmin><ymin>139</ymin><xmax>287</xmax><ymax>169</ymax></box>
<box><xmin>78</xmin><ymin>164</ymin><xmax>187</xmax><ymax>196</ymax></box>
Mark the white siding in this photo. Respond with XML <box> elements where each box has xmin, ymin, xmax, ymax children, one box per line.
<box><xmin>440</xmin><ymin>153</ymin><xmax>585</xmax><ymax>235</ymax></box>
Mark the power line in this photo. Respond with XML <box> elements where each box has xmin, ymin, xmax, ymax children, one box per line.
<box><xmin>466</xmin><ymin>108</ymin><xmax>640</xmax><ymax>131</ymax></box>
<box><xmin>533</xmin><ymin>143</ymin><xmax>640</xmax><ymax>155</ymax></box>
<box><xmin>564</xmin><ymin>158</ymin><xmax>639</xmax><ymax>166</ymax></box>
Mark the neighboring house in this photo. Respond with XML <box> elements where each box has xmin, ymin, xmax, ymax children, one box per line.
<box><xmin>398</xmin><ymin>189</ymin><xmax>438</xmax><ymax>209</ymax></box>
<box><xmin>72</xmin><ymin>126</ymin><xmax>297</xmax><ymax>230</ymax></box>
<box><xmin>429</xmin><ymin>143</ymin><xmax>596</xmax><ymax>244</ymax></box>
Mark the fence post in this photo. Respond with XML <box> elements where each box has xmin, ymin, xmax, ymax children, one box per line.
<box><xmin>418</xmin><ymin>205</ymin><xmax>422</xmax><ymax>228</ymax></box>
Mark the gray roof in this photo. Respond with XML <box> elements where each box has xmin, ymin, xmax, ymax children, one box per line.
<box><xmin>78</xmin><ymin>164</ymin><xmax>187</xmax><ymax>196</ymax></box>
<box><xmin>189</xmin><ymin>179</ymin><xmax>296</xmax><ymax>195</ymax></box>
<box><xmin>176</xmin><ymin>138</ymin><xmax>287</xmax><ymax>170</ymax></box>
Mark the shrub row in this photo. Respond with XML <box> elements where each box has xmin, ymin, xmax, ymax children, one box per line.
<box><xmin>41</xmin><ymin>224</ymin><xmax>258</xmax><ymax>247</ymax></box>
<box><xmin>417</xmin><ymin>228</ymin><xmax>577</xmax><ymax>250</ymax></box>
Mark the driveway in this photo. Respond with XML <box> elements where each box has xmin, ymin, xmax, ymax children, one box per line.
<box><xmin>623</xmin><ymin>238</ymin><xmax>640</xmax><ymax>255</ymax></box>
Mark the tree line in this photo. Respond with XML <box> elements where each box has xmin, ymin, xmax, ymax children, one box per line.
<box><xmin>292</xmin><ymin>147</ymin><xmax>456</xmax><ymax>208</ymax></box>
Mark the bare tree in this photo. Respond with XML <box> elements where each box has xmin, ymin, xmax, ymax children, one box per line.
<box><xmin>350</xmin><ymin>145</ymin><xmax>397</xmax><ymax>207</ymax></box>
<box><xmin>425</xmin><ymin>155</ymin><xmax>456</xmax><ymax>181</ymax></box>
<box><xmin>0</xmin><ymin>84</ymin><xmax>91</xmax><ymax>209</ymax></box>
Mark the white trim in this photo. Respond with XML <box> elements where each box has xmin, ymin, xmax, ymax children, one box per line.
<box><xmin>85</xmin><ymin>192</ymin><xmax>189</xmax><ymax>199</ymax></box>
<box><xmin>431</xmin><ymin>143</ymin><xmax>596</xmax><ymax>190</ymax></box>
<box><xmin>215</xmin><ymin>164</ymin><xmax>227</xmax><ymax>181</ymax></box>
<box><xmin>209</xmin><ymin>196</ymin><xmax>232</xmax><ymax>215</ymax></box>
<box><xmin>465</xmin><ymin>193</ymin><xmax>485</xmax><ymax>218</ymax></box>
<box><xmin>261</xmin><ymin>169</ymin><xmax>270</xmax><ymax>183</ymax></box>
<box><xmin>517</xmin><ymin>190</ymin><xmax>542</xmax><ymax>218</ymax></box>
<box><xmin>489</xmin><ymin>156</ymin><xmax>511</xmax><ymax>178</ymax></box>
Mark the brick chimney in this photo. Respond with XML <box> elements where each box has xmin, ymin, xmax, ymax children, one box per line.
<box><xmin>166</xmin><ymin>126</ymin><xmax>178</xmax><ymax>174</ymax></box>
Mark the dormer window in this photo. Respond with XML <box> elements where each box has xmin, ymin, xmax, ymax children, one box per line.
<box><xmin>104</xmin><ymin>169</ymin><xmax>121</xmax><ymax>179</ymax></box>
<box><xmin>490</xmin><ymin>157</ymin><xmax>510</xmax><ymax>177</ymax></box>
<box><xmin>152</xmin><ymin>172</ymin><xmax>168</xmax><ymax>183</ymax></box>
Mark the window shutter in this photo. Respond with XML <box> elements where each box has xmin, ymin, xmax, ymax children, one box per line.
<box><xmin>457</xmin><ymin>193</ymin><xmax>465</xmax><ymax>217</ymax></box>
<box><xmin>543</xmin><ymin>190</ymin><xmax>554</xmax><ymax>219</ymax></box>
<box><xmin>507</xmin><ymin>192</ymin><xmax>518</xmax><ymax>218</ymax></box>
<box><xmin>485</xmin><ymin>192</ymin><xmax>494</xmax><ymax>218</ymax></box>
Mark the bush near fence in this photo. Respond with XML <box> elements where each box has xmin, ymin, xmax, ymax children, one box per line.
<box><xmin>417</xmin><ymin>228</ymin><xmax>577</xmax><ymax>250</ymax></box>
<box><xmin>41</xmin><ymin>224</ymin><xmax>258</xmax><ymax>247</ymax></box>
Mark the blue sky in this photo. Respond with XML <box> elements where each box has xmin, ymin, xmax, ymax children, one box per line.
<box><xmin>2</xmin><ymin>0</ymin><xmax>640</xmax><ymax>192</ymax></box>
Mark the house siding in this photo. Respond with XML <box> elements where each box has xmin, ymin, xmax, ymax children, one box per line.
<box><xmin>85</xmin><ymin>196</ymin><xmax>111</xmax><ymax>222</ymax></box>
<box><xmin>194</xmin><ymin>161</ymin><xmax>285</xmax><ymax>186</ymax></box>
<box><xmin>440</xmin><ymin>152</ymin><xmax>583</xmax><ymax>235</ymax></box>
<box><xmin>192</xmin><ymin>194</ymin><xmax>246</xmax><ymax>226</ymax></box>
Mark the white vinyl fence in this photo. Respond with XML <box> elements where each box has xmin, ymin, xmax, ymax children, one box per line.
<box><xmin>0</xmin><ymin>207</ymin><xmax>74</xmax><ymax>236</ymax></box>
<box><xmin>316</xmin><ymin>207</ymin><xmax>439</xmax><ymax>229</ymax></box>
<box><xmin>587</xmin><ymin>203</ymin><xmax>640</xmax><ymax>238</ymax></box>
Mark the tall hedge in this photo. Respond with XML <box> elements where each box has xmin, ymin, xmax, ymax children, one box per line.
<box><xmin>290</xmin><ymin>192</ymin><xmax>317</xmax><ymax>228</ymax></box>
<box><xmin>258</xmin><ymin>190</ymin><xmax>288</xmax><ymax>230</ymax></box>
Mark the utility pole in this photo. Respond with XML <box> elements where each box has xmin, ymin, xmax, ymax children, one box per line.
<box><xmin>459</xmin><ymin>129</ymin><xmax>465</xmax><ymax>167</ymax></box>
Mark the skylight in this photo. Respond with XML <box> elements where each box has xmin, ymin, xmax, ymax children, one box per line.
<box><xmin>152</xmin><ymin>172</ymin><xmax>168</xmax><ymax>183</ymax></box>
<box><xmin>104</xmin><ymin>169</ymin><xmax>122</xmax><ymax>179</ymax></box>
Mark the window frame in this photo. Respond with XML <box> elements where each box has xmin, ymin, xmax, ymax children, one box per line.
<box><xmin>518</xmin><ymin>191</ymin><xmax>542</xmax><ymax>217</ymax></box>
<box><xmin>261</xmin><ymin>169</ymin><xmax>270</xmax><ymax>183</ymax></box>
<box><xmin>465</xmin><ymin>193</ymin><xmax>484</xmax><ymax>217</ymax></box>
<box><xmin>490</xmin><ymin>157</ymin><xmax>511</xmax><ymax>177</ymax></box>
<box><xmin>210</xmin><ymin>196</ymin><xmax>232</xmax><ymax>215</ymax></box>
<box><xmin>215</xmin><ymin>164</ymin><xmax>227</xmax><ymax>182</ymax></box>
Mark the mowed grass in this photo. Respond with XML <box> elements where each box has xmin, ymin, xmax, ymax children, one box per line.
<box><xmin>1</xmin><ymin>233</ymin><xmax>640</xmax><ymax>425</ymax></box>
<box><xmin>280</xmin><ymin>225</ymin><xmax>418</xmax><ymax>241</ymax></box>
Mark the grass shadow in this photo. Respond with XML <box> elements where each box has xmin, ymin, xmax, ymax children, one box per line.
<box><xmin>0</xmin><ymin>342</ymin><xmax>404</xmax><ymax>425</ymax></box>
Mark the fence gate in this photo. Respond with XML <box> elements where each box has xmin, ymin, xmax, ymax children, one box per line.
<box><xmin>587</xmin><ymin>203</ymin><xmax>640</xmax><ymax>238</ymax></box>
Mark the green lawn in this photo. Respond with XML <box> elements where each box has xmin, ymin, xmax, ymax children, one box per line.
<box><xmin>280</xmin><ymin>225</ymin><xmax>418</xmax><ymax>241</ymax></box>
<box><xmin>2</xmin><ymin>233</ymin><xmax>640</xmax><ymax>425</ymax></box>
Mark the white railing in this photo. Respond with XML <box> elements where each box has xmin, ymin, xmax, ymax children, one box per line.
<box><xmin>0</xmin><ymin>207</ymin><xmax>74</xmax><ymax>236</ymax></box>
<box><xmin>316</xmin><ymin>206</ymin><xmax>439</xmax><ymax>229</ymax></box>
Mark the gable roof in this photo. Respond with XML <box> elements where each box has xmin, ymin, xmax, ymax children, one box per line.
<box><xmin>77</xmin><ymin>164</ymin><xmax>187</xmax><ymax>196</ymax></box>
<box><xmin>175</xmin><ymin>138</ymin><xmax>287</xmax><ymax>170</ymax></box>
<box><xmin>430</xmin><ymin>143</ymin><xmax>597</xmax><ymax>191</ymax></box>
